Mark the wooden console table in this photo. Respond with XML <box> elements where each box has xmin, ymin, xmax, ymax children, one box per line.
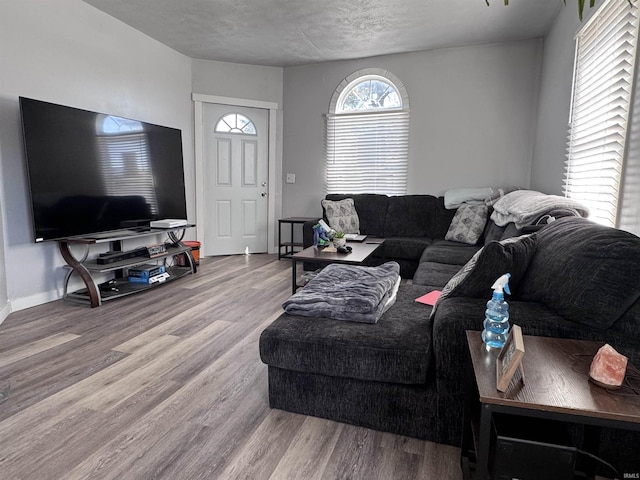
<box><xmin>462</xmin><ymin>331</ymin><xmax>640</xmax><ymax>480</ymax></box>
<box><xmin>59</xmin><ymin>226</ymin><xmax>197</xmax><ymax>308</ymax></box>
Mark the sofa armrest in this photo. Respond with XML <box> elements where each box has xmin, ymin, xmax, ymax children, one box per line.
<box><xmin>430</xmin><ymin>296</ymin><xmax>583</xmax><ymax>445</ymax></box>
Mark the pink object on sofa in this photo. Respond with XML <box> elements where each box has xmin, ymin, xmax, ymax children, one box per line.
<box><xmin>589</xmin><ymin>343</ymin><xmax>628</xmax><ymax>388</ymax></box>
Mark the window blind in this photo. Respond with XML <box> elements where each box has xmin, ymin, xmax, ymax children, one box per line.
<box><xmin>97</xmin><ymin>134</ymin><xmax>159</xmax><ymax>214</ymax></box>
<box><xmin>565</xmin><ymin>0</ymin><xmax>639</xmax><ymax>226</ymax></box>
<box><xmin>325</xmin><ymin>111</ymin><xmax>409</xmax><ymax>195</ymax></box>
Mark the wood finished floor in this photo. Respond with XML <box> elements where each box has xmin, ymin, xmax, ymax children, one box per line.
<box><xmin>0</xmin><ymin>254</ymin><xmax>462</xmax><ymax>480</ymax></box>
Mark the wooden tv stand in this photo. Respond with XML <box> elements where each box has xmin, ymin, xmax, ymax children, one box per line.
<box><xmin>58</xmin><ymin>225</ymin><xmax>197</xmax><ymax>307</ymax></box>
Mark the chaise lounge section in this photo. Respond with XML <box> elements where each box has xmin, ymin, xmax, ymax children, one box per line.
<box><xmin>301</xmin><ymin>193</ymin><xmax>524</xmax><ymax>278</ymax></box>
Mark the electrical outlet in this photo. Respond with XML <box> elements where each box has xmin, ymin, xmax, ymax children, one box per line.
<box><xmin>286</xmin><ymin>173</ymin><xmax>296</xmax><ymax>184</ymax></box>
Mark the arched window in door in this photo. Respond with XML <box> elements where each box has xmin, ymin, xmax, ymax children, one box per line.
<box><xmin>215</xmin><ymin>113</ymin><xmax>257</xmax><ymax>135</ymax></box>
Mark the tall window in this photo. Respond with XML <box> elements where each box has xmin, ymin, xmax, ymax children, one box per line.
<box><xmin>326</xmin><ymin>69</ymin><xmax>409</xmax><ymax>195</ymax></box>
<box><xmin>565</xmin><ymin>0</ymin><xmax>639</xmax><ymax>226</ymax></box>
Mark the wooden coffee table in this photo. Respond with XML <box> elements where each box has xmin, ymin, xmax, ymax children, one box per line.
<box><xmin>288</xmin><ymin>238</ymin><xmax>385</xmax><ymax>294</ymax></box>
<box><xmin>462</xmin><ymin>331</ymin><xmax>640</xmax><ymax>479</ymax></box>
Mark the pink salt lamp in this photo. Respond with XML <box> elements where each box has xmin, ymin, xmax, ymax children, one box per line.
<box><xmin>589</xmin><ymin>343</ymin><xmax>628</xmax><ymax>389</ymax></box>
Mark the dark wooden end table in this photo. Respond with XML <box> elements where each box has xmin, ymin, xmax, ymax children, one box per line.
<box><xmin>278</xmin><ymin>217</ymin><xmax>318</xmax><ymax>259</ymax></box>
<box><xmin>287</xmin><ymin>238</ymin><xmax>385</xmax><ymax>294</ymax></box>
<box><xmin>462</xmin><ymin>331</ymin><xmax>640</xmax><ymax>480</ymax></box>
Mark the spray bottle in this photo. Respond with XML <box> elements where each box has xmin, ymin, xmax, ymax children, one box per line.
<box><xmin>482</xmin><ymin>273</ymin><xmax>511</xmax><ymax>350</ymax></box>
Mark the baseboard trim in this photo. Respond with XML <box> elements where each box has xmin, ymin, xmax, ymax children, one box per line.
<box><xmin>0</xmin><ymin>300</ymin><xmax>11</xmax><ymax>325</ymax></box>
<box><xmin>10</xmin><ymin>290</ymin><xmax>61</xmax><ymax>313</ymax></box>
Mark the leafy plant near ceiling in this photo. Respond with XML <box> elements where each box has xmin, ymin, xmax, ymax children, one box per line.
<box><xmin>486</xmin><ymin>0</ymin><xmax>634</xmax><ymax>21</ymax></box>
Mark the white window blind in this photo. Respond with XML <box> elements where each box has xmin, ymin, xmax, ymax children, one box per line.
<box><xmin>565</xmin><ymin>0</ymin><xmax>639</xmax><ymax>226</ymax></box>
<box><xmin>325</xmin><ymin>110</ymin><xmax>409</xmax><ymax>195</ymax></box>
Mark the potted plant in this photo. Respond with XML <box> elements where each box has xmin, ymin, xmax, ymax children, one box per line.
<box><xmin>333</xmin><ymin>231</ymin><xmax>346</xmax><ymax>247</ymax></box>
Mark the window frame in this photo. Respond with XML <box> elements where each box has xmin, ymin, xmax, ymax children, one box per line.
<box><xmin>325</xmin><ymin>68</ymin><xmax>410</xmax><ymax>196</ymax></box>
<box><xmin>564</xmin><ymin>0</ymin><xmax>640</xmax><ymax>227</ymax></box>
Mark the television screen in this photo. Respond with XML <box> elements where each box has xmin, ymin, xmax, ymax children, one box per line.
<box><xmin>19</xmin><ymin>97</ymin><xmax>187</xmax><ymax>242</ymax></box>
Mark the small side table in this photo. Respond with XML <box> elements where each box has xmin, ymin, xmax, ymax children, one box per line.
<box><xmin>278</xmin><ymin>217</ymin><xmax>318</xmax><ymax>260</ymax></box>
<box><xmin>462</xmin><ymin>331</ymin><xmax>640</xmax><ymax>480</ymax></box>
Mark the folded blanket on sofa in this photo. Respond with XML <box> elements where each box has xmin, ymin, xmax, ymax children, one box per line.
<box><xmin>444</xmin><ymin>186</ymin><xmax>523</xmax><ymax>209</ymax></box>
<box><xmin>282</xmin><ymin>262</ymin><xmax>401</xmax><ymax>324</ymax></box>
<box><xmin>490</xmin><ymin>190</ymin><xmax>589</xmax><ymax>229</ymax></box>
<box><xmin>444</xmin><ymin>187</ymin><xmax>495</xmax><ymax>209</ymax></box>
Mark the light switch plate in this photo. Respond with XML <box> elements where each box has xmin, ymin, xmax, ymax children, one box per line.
<box><xmin>286</xmin><ymin>173</ymin><xmax>296</xmax><ymax>184</ymax></box>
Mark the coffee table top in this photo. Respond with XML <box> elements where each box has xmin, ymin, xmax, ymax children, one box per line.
<box><xmin>466</xmin><ymin>331</ymin><xmax>640</xmax><ymax>425</ymax></box>
<box><xmin>291</xmin><ymin>238</ymin><xmax>385</xmax><ymax>265</ymax></box>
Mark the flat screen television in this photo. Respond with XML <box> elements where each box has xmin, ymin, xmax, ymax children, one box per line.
<box><xmin>19</xmin><ymin>97</ymin><xmax>187</xmax><ymax>242</ymax></box>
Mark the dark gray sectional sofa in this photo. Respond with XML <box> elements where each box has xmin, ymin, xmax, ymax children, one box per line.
<box><xmin>260</xmin><ymin>196</ymin><xmax>640</xmax><ymax>471</ymax></box>
<box><xmin>301</xmin><ymin>193</ymin><xmax>521</xmax><ymax>278</ymax></box>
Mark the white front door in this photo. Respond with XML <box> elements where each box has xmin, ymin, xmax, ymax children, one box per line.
<box><xmin>202</xmin><ymin>104</ymin><xmax>269</xmax><ymax>256</ymax></box>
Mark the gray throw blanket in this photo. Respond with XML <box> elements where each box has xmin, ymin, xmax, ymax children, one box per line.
<box><xmin>490</xmin><ymin>190</ymin><xmax>589</xmax><ymax>228</ymax></box>
<box><xmin>282</xmin><ymin>262</ymin><xmax>400</xmax><ymax>324</ymax></box>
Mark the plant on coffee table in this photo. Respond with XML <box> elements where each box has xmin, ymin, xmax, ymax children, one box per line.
<box><xmin>333</xmin><ymin>231</ymin><xmax>346</xmax><ymax>247</ymax></box>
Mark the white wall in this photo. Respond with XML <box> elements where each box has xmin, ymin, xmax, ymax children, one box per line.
<box><xmin>281</xmin><ymin>40</ymin><xmax>543</xmax><ymax>217</ymax></box>
<box><xmin>192</xmin><ymin>60</ymin><xmax>283</xmax><ymax>104</ymax></box>
<box><xmin>529</xmin><ymin>3</ymin><xmax>585</xmax><ymax>195</ymax></box>
<box><xmin>0</xmin><ymin>0</ymin><xmax>193</xmax><ymax>312</ymax></box>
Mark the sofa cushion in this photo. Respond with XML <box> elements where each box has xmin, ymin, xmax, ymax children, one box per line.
<box><xmin>325</xmin><ymin>194</ymin><xmax>388</xmax><ymax>237</ymax></box>
<box><xmin>445</xmin><ymin>203</ymin><xmax>489</xmax><ymax>245</ymax></box>
<box><xmin>518</xmin><ymin>217</ymin><xmax>640</xmax><ymax>330</ymax></box>
<box><xmin>322</xmin><ymin>197</ymin><xmax>360</xmax><ymax>234</ymax></box>
<box><xmin>419</xmin><ymin>239</ymin><xmax>481</xmax><ymax>266</ymax></box>
<box><xmin>383</xmin><ymin>195</ymin><xmax>438</xmax><ymax>237</ymax></box>
<box><xmin>412</xmin><ymin>261</ymin><xmax>462</xmax><ymax>289</ymax></box>
<box><xmin>482</xmin><ymin>218</ymin><xmax>506</xmax><ymax>243</ymax></box>
<box><xmin>259</xmin><ymin>284</ymin><xmax>434</xmax><ymax>385</ymax></box>
<box><xmin>381</xmin><ymin>236</ymin><xmax>432</xmax><ymax>261</ymax></box>
<box><xmin>436</xmin><ymin>234</ymin><xmax>537</xmax><ymax>303</ymax></box>
<box><xmin>433</xmin><ymin>197</ymin><xmax>457</xmax><ymax>239</ymax></box>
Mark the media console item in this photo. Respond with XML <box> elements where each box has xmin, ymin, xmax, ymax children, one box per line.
<box><xmin>150</xmin><ymin>219</ymin><xmax>188</xmax><ymax>228</ymax></box>
<box><xmin>97</xmin><ymin>247</ymin><xmax>149</xmax><ymax>265</ymax></box>
<box><xmin>146</xmin><ymin>243</ymin><xmax>167</xmax><ymax>258</ymax></box>
<box><xmin>60</xmin><ymin>225</ymin><xmax>196</xmax><ymax>307</ymax></box>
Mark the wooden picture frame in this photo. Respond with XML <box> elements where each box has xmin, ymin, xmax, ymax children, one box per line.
<box><xmin>496</xmin><ymin>324</ymin><xmax>525</xmax><ymax>392</ymax></box>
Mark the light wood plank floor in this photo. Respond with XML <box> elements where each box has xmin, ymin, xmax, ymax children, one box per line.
<box><xmin>0</xmin><ymin>254</ymin><xmax>462</xmax><ymax>480</ymax></box>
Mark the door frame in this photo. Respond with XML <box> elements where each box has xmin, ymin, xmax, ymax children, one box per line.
<box><xmin>193</xmin><ymin>93</ymin><xmax>279</xmax><ymax>254</ymax></box>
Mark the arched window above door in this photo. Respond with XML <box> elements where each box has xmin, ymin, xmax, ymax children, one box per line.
<box><xmin>214</xmin><ymin>113</ymin><xmax>257</xmax><ymax>135</ymax></box>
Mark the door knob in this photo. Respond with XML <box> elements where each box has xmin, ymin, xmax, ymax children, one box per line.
<box><xmin>261</xmin><ymin>192</ymin><xmax>267</xmax><ymax>197</ymax></box>
<box><xmin>261</xmin><ymin>181</ymin><xmax>267</xmax><ymax>187</ymax></box>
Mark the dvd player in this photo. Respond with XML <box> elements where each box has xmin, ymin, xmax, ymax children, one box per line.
<box><xmin>150</xmin><ymin>219</ymin><xmax>188</xmax><ymax>228</ymax></box>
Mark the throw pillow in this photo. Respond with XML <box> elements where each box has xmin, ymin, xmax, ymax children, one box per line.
<box><xmin>445</xmin><ymin>204</ymin><xmax>489</xmax><ymax>245</ymax></box>
<box><xmin>431</xmin><ymin>234</ymin><xmax>537</xmax><ymax>318</ymax></box>
<box><xmin>321</xmin><ymin>198</ymin><xmax>360</xmax><ymax>234</ymax></box>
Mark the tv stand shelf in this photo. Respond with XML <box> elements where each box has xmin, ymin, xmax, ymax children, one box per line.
<box><xmin>59</xmin><ymin>226</ymin><xmax>197</xmax><ymax>307</ymax></box>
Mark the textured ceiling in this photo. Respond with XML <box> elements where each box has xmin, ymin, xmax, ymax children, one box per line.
<box><xmin>82</xmin><ymin>0</ymin><xmax>563</xmax><ymax>67</ymax></box>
